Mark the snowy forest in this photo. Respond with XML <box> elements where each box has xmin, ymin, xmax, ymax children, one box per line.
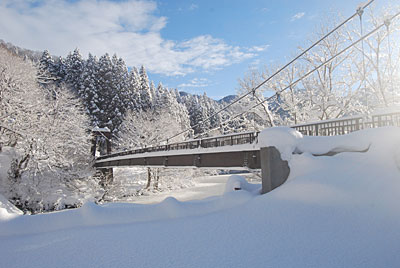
<box><xmin>1</xmin><ymin>4</ymin><xmax>399</xmax><ymax>214</ymax></box>
<box><xmin>0</xmin><ymin>43</ymin><xmax>263</xmax><ymax>214</ymax></box>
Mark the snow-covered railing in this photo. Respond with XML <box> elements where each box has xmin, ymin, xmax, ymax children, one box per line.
<box><xmin>292</xmin><ymin>111</ymin><xmax>400</xmax><ymax>136</ymax></box>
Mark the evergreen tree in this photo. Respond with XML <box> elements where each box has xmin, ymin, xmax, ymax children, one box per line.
<box><xmin>64</xmin><ymin>48</ymin><xmax>84</xmax><ymax>92</ymax></box>
<box><xmin>80</xmin><ymin>53</ymin><xmax>100</xmax><ymax>126</ymax></box>
<box><xmin>126</xmin><ymin>67</ymin><xmax>141</xmax><ymax>111</ymax></box>
<box><xmin>113</xmin><ymin>55</ymin><xmax>130</xmax><ymax>114</ymax></box>
<box><xmin>54</xmin><ymin>56</ymin><xmax>67</xmax><ymax>83</ymax></box>
<box><xmin>96</xmin><ymin>53</ymin><xmax>114</xmax><ymax>130</ymax></box>
<box><xmin>139</xmin><ymin>66</ymin><xmax>152</xmax><ymax>110</ymax></box>
<box><xmin>38</xmin><ymin>49</ymin><xmax>55</xmax><ymax>75</ymax></box>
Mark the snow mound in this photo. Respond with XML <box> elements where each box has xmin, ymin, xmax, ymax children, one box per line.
<box><xmin>224</xmin><ymin>175</ymin><xmax>260</xmax><ymax>194</ymax></box>
<box><xmin>258</xmin><ymin>126</ymin><xmax>400</xmax><ymax>162</ymax></box>
<box><xmin>258</xmin><ymin>126</ymin><xmax>302</xmax><ymax>160</ymax></box>
<box><xmin>0</xmin><ymin>188</ymin><xmax>255</xmax><ymax>237</ymax></box>
<box><xmin>0</xmin><ymin>194</ymin><xmax>23</xmax><ymax>220</ymax></box>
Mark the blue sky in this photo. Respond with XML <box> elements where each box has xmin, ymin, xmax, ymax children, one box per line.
<box><xmin>0</xmin><ymin>0</ymin><xmax>395</xmax><ymax>99</ymax></box>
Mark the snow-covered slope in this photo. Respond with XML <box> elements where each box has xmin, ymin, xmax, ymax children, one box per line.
<box><xmin>1</xmin><ymin>127</ymin><xmax>399</xmax><ymax>268</ymax></box>
<box><xmin>0</xmin><ymin>194</ymin><xmax>22</xmax><ymax>221</ymax></box>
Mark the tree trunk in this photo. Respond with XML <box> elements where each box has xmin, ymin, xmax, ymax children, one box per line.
<box><xmin>154</xmin><ymin>168</ymin><xmax>160</xmax><ymax>190</ymax></box>
<box><xmin>145</xmin><ymin>167</ymin><xmax>152</xmax><ymax>189</ymax></box>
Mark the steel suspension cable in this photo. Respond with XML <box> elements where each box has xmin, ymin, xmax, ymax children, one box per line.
<box><xmin>385</xmin><ymin>17</ymin><xmax>394</xmax><ymax>104</ymax></box>
<box><xmin>104</xmin><ymin>10</ymin><xmax>400</xmax><ymax>157</ymax></box>
<box><xmin>161</xmin><ymin>0</ymin><xmax>375</xmax><ymax>144</ymax></box>
<box><xmin>358</xmin><ymin>4</ymin><xmax>368</xmax><ymax>110</ymax></box>
<box><xmin>227</xmin><ymin>10</ymin><xmax>400</xmax><ymax>123</ymax></box>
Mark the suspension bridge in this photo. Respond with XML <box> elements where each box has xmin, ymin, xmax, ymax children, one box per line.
<box><xmin>94</xmin><ymin>1</ymin><xmax>400</xmax><ymax>194</ymax></box>
<box><xmin>94</xmin><ymin>111</ymin><xmax>400</xmax><ymax>193</ymax></box>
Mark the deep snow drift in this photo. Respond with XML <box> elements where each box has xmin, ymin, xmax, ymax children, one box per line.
<box><xmin>1</xmin><ymin>127</ymin><xmax>400</xmax><ymax>268</ymax></box>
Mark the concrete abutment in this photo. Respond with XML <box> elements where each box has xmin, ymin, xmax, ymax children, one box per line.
<box><xmin>260</xmin><ymin>146</ymin><xmax>290</xmax><ymax>194</ymax></box>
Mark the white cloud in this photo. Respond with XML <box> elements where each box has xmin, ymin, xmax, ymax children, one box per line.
<box><xmin>178</xmin><ymin>78</ymin><xmax>210</xmax><ymax>88</ymax></box>
<box><xmin>248</xmin><ymin>45</ymin><xmax>269</xmax><ymax>52</ymax></box>
<box><xmin>0</xmin><ymin>0</ymin><xmax>260</xmax><ymax>76</ymax></box>
<box><xmin>291</xmin><ymin>12</ymin><xmax>305</xmax><ymax>21</ymax></box>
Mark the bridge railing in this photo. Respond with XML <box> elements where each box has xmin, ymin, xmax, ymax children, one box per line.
<box><xmin>96</xmin><ymin>110</ymin><xmax>400</xmax><ymax>161</ymax></box>
<box><xmin>96</xmin><ymin>131</ymin><xmax>258</xmax><ymax>161</ymax></box>
<box><xmin>292</xmin><ymin>116</ymin><xmax>363</xmax><ymax>136</ymax></box>
<box><xmin>370</xmin><ymin>112</ymin><xmax>400</xmax><ymax>128</ymax></box>
<box><xmin>292</xmin><ymin>111</ymin><xmax>400</xmax><ymax>136</ymax></box>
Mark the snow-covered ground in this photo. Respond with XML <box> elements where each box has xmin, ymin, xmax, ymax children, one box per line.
<box><xmin>125</xmin><ymin>173</ymin><xmax>259</xmax><ymax>204</ymax></box>
<box><xmin>1</xmin><ymin>127</ymin><xmax>400</xmax><ymax>268</ymax></box>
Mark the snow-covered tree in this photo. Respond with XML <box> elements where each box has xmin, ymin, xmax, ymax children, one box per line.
<box><xmin>38</xmin><ymin>50</ymin><xmax>55</xmax><ymax>76</ymax></box>
<box><xmin>0</xmin><ymin>47</ymin><xmax>101</xmax><ymax>213</ymax></box>
<box><xmin>237</xmin><ymin>68</ymin><xmax>276</xmax><ymax>127</ymax></box>
<box><xmin>126</xmin><ymin>67</ymin><xmax>141</xmax><ymax>111</ymax></box>
<box><xmin>237</xmin><ymin>12</ymin><xmax>396</xmax><ymax>124</ymax></box>
<box><xmin>114</xmin><ymin>105</ymin><xmax>191</xmax><ymax>194</ymax></box>
<box><xmin>64</xmin><ymin>48</ymin><xmax>84</xmax><ymax>92</ymax></box>
<box><xmin>343</xmin><ymin>5</ymin><xmax>400</xmax><ymax>109</ymax></box>
<box><xmin>297</xmin><ymin>20</ymin><xmax>365</xmax><ymax>120</ymax></box>
<box><xmin>95</xmin><ymin>53</ymin><xmax>119</xmax><ymax>131</ymax></box>
<box><xmin>118</xmin><ymin>107</ymin><xmax>188</xmax><ymax>149</ymax></box>
<box><xmin>139</xmin><ymin>66</ymin><xmax>152</xmax><ymax>110</ymax></box>
<box><xmin>112</xmin><ymin>55</ymin><xmax>130</xmax><ymax>115</ymax></box>
<box><xmin>79</xmin><ymin>53</ymin><xmax>101</xmax><ymax>126</ymax></box>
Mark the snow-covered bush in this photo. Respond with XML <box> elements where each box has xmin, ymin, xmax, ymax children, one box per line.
<box><xmin>0</xmin><ymin>47</ymin><xmax>102</xmax><ymax>213</ymax></box>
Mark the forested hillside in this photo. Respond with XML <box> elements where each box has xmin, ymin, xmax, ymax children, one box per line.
<box><xmin>37</xmin><ymin>48</ymin><xmax>266</xmax><ymax>144</ymax></box>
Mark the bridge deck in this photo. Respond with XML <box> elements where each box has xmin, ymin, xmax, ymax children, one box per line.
<box><xmin>95</xmin><ymin>144</ymin><xmax>261</xmax><ymax>169</ymax></box>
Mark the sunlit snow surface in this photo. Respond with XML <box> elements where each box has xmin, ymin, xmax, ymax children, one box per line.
<box><xmin>1</xmin><ymin>127</ymin><xmax>400</xmax><ymax>268</ymax></box>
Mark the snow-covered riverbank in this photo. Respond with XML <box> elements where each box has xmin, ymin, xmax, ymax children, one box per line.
<box><xmin>1</xmin><ymin>127</ymin><xmax>400</xmax><ymax>268</ymax></box>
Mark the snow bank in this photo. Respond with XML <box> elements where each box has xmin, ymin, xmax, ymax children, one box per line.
<box><xmin>1</xmin><ymin>127</ymin><xmax>400</xmax><ymax>268</ymax></box>
<box><xmin>258</xmin><ymin>126</ymin><xmax>303</xmax><ymax>160</ymax></box>
<box><xmin>0</xmin><ymin>194</ymin><xmax>23</xmax><ymax>220</ymax></box>
<box><xmin>0</xmin><ymin>185</ymin><xmax>255</xmax><ymax>237</ymax></box>
<box><xmin>258</xmin><ymin>126</ymin><xmax>399</xmax><ymax>161</ymax></box>
<box><xmin>224</xmin><ymin>174</ymin><xmax>260</xmax><ymax>194</ymax></box>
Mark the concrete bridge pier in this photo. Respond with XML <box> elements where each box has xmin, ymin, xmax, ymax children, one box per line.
<box><xmin>260</xmin><ymin>146</ymin><xmax>290</xmax><ymax>194</ymax></box>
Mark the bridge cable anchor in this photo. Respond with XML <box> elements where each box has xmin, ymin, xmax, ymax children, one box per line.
<box><xmin>252</xmin><ymin>88</ymin><xmax>256</xmax><ymax>97</ymax></box>
<box><xmin>384</xmin><ymin>16</ymin><xmax>391</xmax><ymax>29</ymax></box>
<box><xmin>356</xmin><ymin>5</ymin><xmax>364</xmax><ymax>18</ymax></box>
